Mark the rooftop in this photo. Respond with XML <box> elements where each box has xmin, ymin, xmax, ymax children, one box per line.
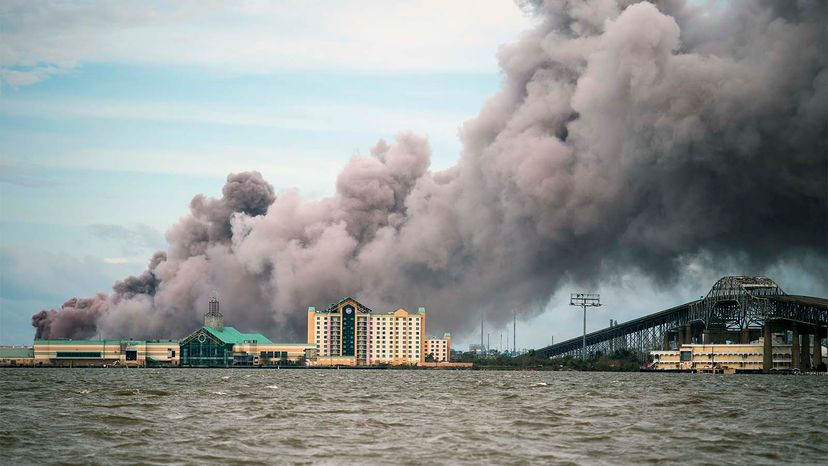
<box><xmin>201</xmin><ymin>325</ymin><xmax>274</xmax><ymax>345</ymax></box>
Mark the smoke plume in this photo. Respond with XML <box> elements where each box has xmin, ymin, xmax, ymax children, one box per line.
<box><xmin>32</xmin><ymin>0</ymin><xmax>827</xmax><ymax>341</ymax></box>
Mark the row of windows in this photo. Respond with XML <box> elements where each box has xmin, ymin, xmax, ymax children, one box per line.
<box><xmin>317</xmin><ymin>330</ymin><xmax>420</xmax><ymax>334</ymax></box>
<box><xmin>315</xmin><ymin>317</ymin><xmax>421</xmax><ymax>323</ymax></box>
<box><xmin>316</xmin><ymin>342</ymin><xmax>416</xmax><ymax>348</ymax></box>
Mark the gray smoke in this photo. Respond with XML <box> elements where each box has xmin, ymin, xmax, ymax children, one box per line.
<box><xmin>32</xmin><ymin>0</ymin><xmax>827</xmax><ymax>342</ymax></box>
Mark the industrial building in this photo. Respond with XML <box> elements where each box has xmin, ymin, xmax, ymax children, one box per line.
<box><xmin>307</xmin><ymin>297</ymin><xmax>425</xmax><ymax>366</ymax></box>
<box><xmin>179</xmin><ymin>297</ymin><xmax>315</xmax><ymax>367</ymax></box>
<box><xmin>424</xmin><ymin>333</ymin><xmax>452</xmax><ymax>362</ymax></box>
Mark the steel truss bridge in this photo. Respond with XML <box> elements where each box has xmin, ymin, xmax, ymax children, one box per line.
<box><xmin>538</xmin><ymin>276</ymin><xmax>828</xmax><ymax>360</ymax></box>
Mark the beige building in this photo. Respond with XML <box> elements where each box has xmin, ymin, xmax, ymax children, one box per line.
<box><xmin>650</xmin><ymin>341</ymin><xmax>793</xmax><ymax>372</ymax></box>
<box><xmin>424</xmin><ymin>333</ymin><xmax>451</xmax><ymax>362</ymax></box>
<box><xmin>308</xmin><ymin>297</ymin><xmax>425</xmax><ymax>366</ymax></box>
<box><xmin>30</xmin><ymin>339</ymin><xmax>180</xmax><ymax>367</ymax></box>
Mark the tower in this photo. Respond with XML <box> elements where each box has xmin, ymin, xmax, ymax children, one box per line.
<box><xmin>204</xmin><ymin>297</ymin><xmax>224</xmax><ymax>331</ymax></box>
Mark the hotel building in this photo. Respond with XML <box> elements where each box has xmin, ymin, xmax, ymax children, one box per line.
<box><xmin>424</xmin><ymin>333</ymin><xmax>451</xmax><ymax>362</ymax></box>
<box><xmin>307</xmin><ymin>297</ymin><xmax>425</xmax><ymax>366</ymax></box>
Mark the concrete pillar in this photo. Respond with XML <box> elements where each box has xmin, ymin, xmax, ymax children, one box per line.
<box><xmin>813</xmin><ymin>327</ymin><xmax>823</xmax><ymax>371</ymax></box>
<box><xmin>791</xmin><ymin>323</ymin><xmax>800</xmax><ymax>370</ymax></box>
<box><xmin>801</xmin><ymin>331</ymin><xmax>811</xmax><ymax>370</ymax></box>
<box><xmin>662</xmin><ymin>332</ymin><xmax>671</xmax><ymax>350</ymax></box>
<box><xmin>686</xmin><ymin>323</ymin><xmax>693</xmax><ymax>344</ymax></box>
<box><xmin>762</xmin><ymin>323</ymin><xmax>772</xmax><ymax>373</ymax></box>
<box><xmin>740</xmin><ymin>327</ymin><xmax>750</xmax><ymax>344</ymax></box>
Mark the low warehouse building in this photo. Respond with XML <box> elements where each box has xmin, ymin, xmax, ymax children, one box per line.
<box><xmin>0</xmin><ymin>347</ymin><xmax>35</xmax><ymax>366</ymax></box>
<box><xmin>32</xmin><ymin>340</ymin><xmax>180</xmax><ymax>367</ymax></box>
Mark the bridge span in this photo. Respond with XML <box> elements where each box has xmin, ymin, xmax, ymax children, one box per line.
<box><xmin>537</xmin><ymin>276</ymin><xmax>828</xmax><ymax>371</ymax></box>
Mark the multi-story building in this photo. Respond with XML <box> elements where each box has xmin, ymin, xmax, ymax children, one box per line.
<box><xmin>307</xmin><ymin>297</ymin><xmax>425</xmax><ymax>366</ymax></box>
<box><xmin>424</xmin><ymin>333</ymin><xmax>451</xmax><ymax>362</ymax></box>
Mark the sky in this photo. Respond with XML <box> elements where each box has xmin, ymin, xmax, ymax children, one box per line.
<box><xmin>1</xmin><ymin>0</ymin><xmax>825</xmax><ymax>349</ymax></box>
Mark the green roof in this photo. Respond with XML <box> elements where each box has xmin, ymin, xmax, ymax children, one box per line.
<box><xmin>202</xmin><ymin>326</ymin><xmax>273</xmax><ymax>345</ymax></box>
<box><xmin>0</xmin><ymin>348</ymin><xmax>33</xmax><ymax>358</ymax></box>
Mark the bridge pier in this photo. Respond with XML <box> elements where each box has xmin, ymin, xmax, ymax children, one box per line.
<box><xmin>703</xmin><ymin>327</ymin><xmax>728</xmax><ymax>344</ymax></box>
<box><xmin>801</xmin><ymin>331</ymin><xmax>811</xmax><ymax>370</ymax></box>
<box><xmin>762</xmin><ymin>323</ymin><xmax>772</xmax><ymax>373</ymax></box>
<box><xmin>686</xmin><ymin>323</ymin><xmax>693</xmax><ymax>344</ymax></box>
<box><xmin>740</xmin><ymin>327</ymin><xmax>751</xmax><ymax>344</ymax></box>
<box><xmin>813</xmin><ymin>326</ymin><xmax>823</xmax><ymax>371</ymax></box>
<box><xmin>791</xmin><ymin>323</ymin><xmax>800</xmax><ymax>370</ymax></box>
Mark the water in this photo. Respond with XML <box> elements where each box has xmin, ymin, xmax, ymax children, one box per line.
<box><xmin>1</xmin><ymin>369</ymin><xmax>826</xmax><ymax>465</ymax></box>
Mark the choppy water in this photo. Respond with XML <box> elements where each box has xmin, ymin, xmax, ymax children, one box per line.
<box><xmin>1</xmin><ymin>369</ymin><xmax>826</xmax><ymax>465</ymax></box>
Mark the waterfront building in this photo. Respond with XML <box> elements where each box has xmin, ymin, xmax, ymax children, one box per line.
<box><xmin>179</xmin><ymin>298</ymin><xmax>315</xmax><ymax>367</ymax></box>
<box><xmin>307</xmin><ymin>297</ymin><xmax>425</xmax><ymax>366</ymax></box>
<box><xmin>30</xmin><ymin>339</ymin><xmax>180</xmax><ymax>367</ymax></box>
<box><xmin>0</xmin><ymin>347</ymin><xmax>35</xmax><ymax>366</ymax></box>
<box><xmin>424</xmin><ymin>333</ymin><xmax>451</xmax><ymax>362</ymax></box>
<box><xmin>650</xmin><ymin>340</ymin><xmax>794</xmax><ymax>372</ymax></box>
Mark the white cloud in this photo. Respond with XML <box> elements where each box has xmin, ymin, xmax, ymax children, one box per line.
<box><xmin>0</xmin><ymin>0</ymin><xmax>534</xmax><ymax>86</ymax></box>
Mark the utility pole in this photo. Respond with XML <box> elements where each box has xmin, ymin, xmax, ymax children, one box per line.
<box><xmin>500</xmin><ymin>333</ymin><xmax>503</xmax><ymax>353</ymax></box>
<box><xmin>570</xmin><ymin>293</ymin><xmax>602</xmax><ymax>360</ymax></box>
<box><xmin>487</xmin><ymin>333</ymin><xmax>490</xmax><ymax>354</ymax></box>
<box><xmin>513</xmin><ymin>311</ymin><xmax>516</xmax><ymax>353</ymax></box>
<box><xmin>480</xmin><ymin>320</ymin><xmax>483</xmax><ymax>352</ymax></box>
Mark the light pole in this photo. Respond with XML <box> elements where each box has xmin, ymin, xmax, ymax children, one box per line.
<box><xmin>570</xmin><ymin>293</ymin><xmax>601</xmax><ymax>360</ymax></box>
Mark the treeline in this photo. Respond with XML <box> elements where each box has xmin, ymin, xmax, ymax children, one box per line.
<box><xmin>452</xmin><ymin>349</ymin><xmax>642</xmax><ymax>371</ymax></box>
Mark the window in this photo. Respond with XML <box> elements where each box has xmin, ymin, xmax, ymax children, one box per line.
<box><xmin>56</xmin><ymin>351</ymin><xmax>102</xmax><ymax>358</ymax></box>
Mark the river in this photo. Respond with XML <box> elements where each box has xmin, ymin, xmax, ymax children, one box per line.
<box><xmin>1</xmin><ymin>369</ymin><xmax>825</xmax><ymax>465</ymax></box>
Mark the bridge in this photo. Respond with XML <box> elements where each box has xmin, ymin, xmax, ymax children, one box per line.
<box><xmin>537</xmin><ymin>276</ymin><xmax>828</xmax><ymax>371</ymax></box>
